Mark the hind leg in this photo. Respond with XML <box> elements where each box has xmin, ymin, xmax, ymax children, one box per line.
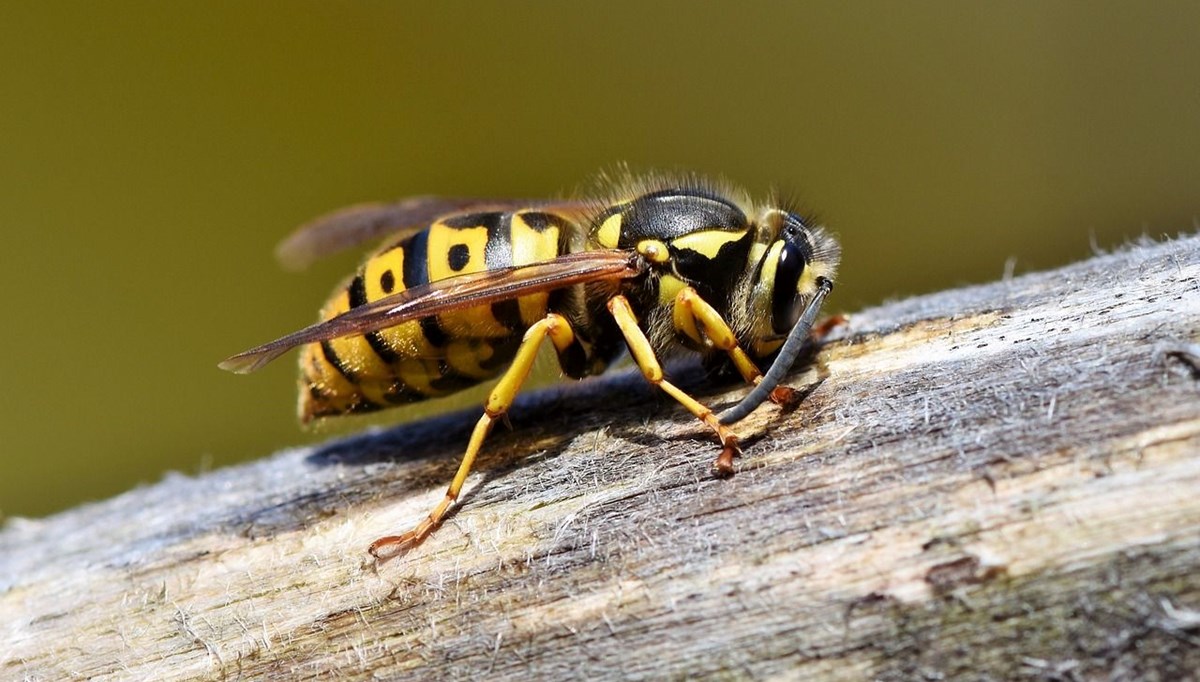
<box><xmin>369</xmin><ymin>313</ymin><xmax>576</xmax><ymax>558</ymax></box>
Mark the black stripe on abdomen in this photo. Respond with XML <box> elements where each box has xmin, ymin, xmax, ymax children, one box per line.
<box><xmin>403</xmin><ymin>229</ymin><xmax>450</xmax><ymax>348</ymax></box>
<box><xmin>428</xmin><ymin>360</ymin><xmax>487</xmax><ymax>394</ymax></box>
<box><xmin>320</xmin><ymin>341</ymin><xmax>355</xmax><ymax>381</ymax></box>
<box><xmin>517</xmin><ymin>211</ymin><xmax>570</xmax><ymax>232</ymax></box>
<box><xmin>348</xmin><ymin>273</ymin><xmax>400</xmax><ymax>363</ymax></box>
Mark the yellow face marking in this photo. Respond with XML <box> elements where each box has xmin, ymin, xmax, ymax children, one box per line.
<box><xmin>596</xmin><ymin>213</ymin><xmax>622</xmax><ymax>248</ymax></box>
<box><xmin>797</xmin><ymin>259</ymin><xmax>834</xmax><ymax>296</ymax></box>
<box><xmin>798</xmin><ymin>267</ymin><xmax>818</xmax><ymax>297</ymax></box>
<box><xmin>745</xmin><ymin>240</ymin><xmax>786</xmax><ymax>339</ymax></box>
<box><xmin>672</xmin><ymin>229</ymin><xmax>745</xmax><ymax>259</ymax></box>
<box><xmin>637</xmin><ymin>239</ymin><xmax>670</xmax><ymax>264</ymax></box>
<box><xmin>757</xmin><ymin>241</ymin><xmax>785</xmax><ymax>293</ymax></box>
<box><xmin>747</xmin><ymin>242</ymin><xmax>768</xmax><ymax>269</ymax></box>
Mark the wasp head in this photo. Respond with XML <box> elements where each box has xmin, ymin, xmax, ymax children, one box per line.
<box><xmin>742</xmin><ymin>209</ymin><xmax>840</xmax><ymax>354</ymax></box>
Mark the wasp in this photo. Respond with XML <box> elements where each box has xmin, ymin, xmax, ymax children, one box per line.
<box><xmin>221</xmin><ymin>172</ymin><xmax>840</xmax><ymax>557</ymax></box>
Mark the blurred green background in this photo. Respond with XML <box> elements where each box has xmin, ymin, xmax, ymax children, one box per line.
<box><xmin>2</xmin><ymin>2</ymin><xmax>1198</xmax><ymax>519</ymax></box>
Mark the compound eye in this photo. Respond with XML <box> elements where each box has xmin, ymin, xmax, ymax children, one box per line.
<box><xmin>770</xmin><ymin>241</ymin><xmax>808</xmax><ymax>334</ymax></box>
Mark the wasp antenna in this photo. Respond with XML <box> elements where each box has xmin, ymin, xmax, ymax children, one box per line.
<box><xmin>718</xmin><ymin>277</ymin><xmax>833</xmax><ymax>425</ymax></box>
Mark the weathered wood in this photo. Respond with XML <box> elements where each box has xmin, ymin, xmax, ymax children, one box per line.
<box><xmin>3</xmin><ymin>235</ymin><xmax>1199</xmax><ymax>681</ymax></box>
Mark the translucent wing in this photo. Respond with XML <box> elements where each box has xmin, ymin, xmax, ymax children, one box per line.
<box><xmin>220</xmin><ymin>249</ymin><xmax>640</xmax><ymax>374</ymax></box>
<box><xmin>275</xmin><ymin>197</ymin><xmax>589</xmax><ymax>270</ymax></box>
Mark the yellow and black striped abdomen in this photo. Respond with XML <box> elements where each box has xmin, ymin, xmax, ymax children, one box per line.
<box><xmin>299</xmin><ymin>210</ymin><xmax>568</xmax><ymax>421</ymax></box>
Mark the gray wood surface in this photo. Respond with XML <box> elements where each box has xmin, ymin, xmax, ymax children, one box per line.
<box><xmin>3</xmin><ymin>235</ymin><xmax>1199</xmax><ymax>681</ymax></box>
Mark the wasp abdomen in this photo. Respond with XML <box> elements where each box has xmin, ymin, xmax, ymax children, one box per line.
<box><xmin>299</xmin><ymin>210</ymin><xmax>568</xmax><ymax>421</ymax></box>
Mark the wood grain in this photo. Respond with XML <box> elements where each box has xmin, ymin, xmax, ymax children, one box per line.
<box><xmin>3</xmin><ymin>235</ymin><xmax>1199</xmax><ymax>680</ymax></box>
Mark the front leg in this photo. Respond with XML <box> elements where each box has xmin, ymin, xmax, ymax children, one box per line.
<box><xmin>607</xmin><ymin>294</ymin><xmax>742</xmax><ymax>477</ymax></box>
<box><xmin>672</xmin><ymin>286</ymin><xmax>798</xmax><ymax>406</ymax></box>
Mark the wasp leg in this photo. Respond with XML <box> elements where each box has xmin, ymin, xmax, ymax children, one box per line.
<box><xmin>812</xmin><ymin>313</ymin><xmax>849</xmax><ymax>341</ymax></box>
<box><xmin>369</xmin><ymin>313</ymin><xmax>577</xmax><ymax>558</ymax></box>
<box><xmin>608</xmin><ymin>295</ymin><xmax>742</xmax><ymax>477</ymax></box>
<box><xmin>672</xmin><ymin>286</ymin><xmax>796</xmax><ymax>407</ymax></box>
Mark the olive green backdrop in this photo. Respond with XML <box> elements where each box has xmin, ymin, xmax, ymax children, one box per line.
<box><xmin>2</xmin><ymin>2</ymin><xmax>1198</xmax><ymax>518</ymax></box>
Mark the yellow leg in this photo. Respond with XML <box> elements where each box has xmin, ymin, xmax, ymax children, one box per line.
<box><xmin>673</xmin><ymin>286</ymin><xmax>797</xmax><ymax>406</ymax></box>
<box><xmin>608</xmin><ymin>295</ymin><xmax>743</xmax><ymax>477</ymax></box>
<box><xmin>369</xmin><ymin>313</ymin><xmax>576</xmax><ymax>558</ymax></box>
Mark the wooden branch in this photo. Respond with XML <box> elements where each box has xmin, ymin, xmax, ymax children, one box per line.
<box><xmin>4</xmin><ymin>235</ymin><xmax>1200</xmax><ymax>680</ymax></box>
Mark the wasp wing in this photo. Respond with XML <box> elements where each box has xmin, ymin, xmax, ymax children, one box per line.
<box><xmin>276</xmin><ymin>197</ymin><xmax>590</xmax><ymax>270</ymax></box>
<box><xmin>220</xmin><ymin>249</ymin><xmax>640</xmax><ymax>374</ymax></box>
